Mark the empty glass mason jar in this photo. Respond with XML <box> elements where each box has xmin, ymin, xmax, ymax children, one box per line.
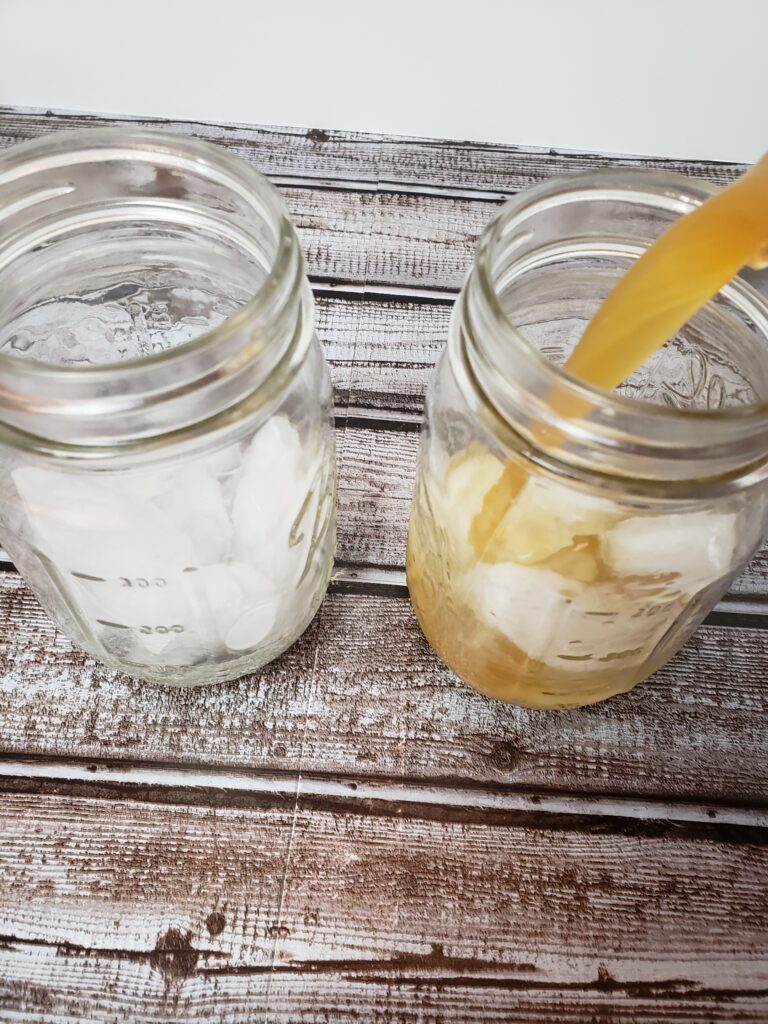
<box><xmin>0</xmin><ymin>129</ymin><xmax>336</xmax><ymax>686</ymax></box>
<box><xmin>407</xmin><ymin>169</ymin><xmax>768</xmax><ymax>709</ymax></box>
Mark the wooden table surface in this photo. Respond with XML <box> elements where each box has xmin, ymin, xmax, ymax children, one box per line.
<box><xmin>0</xmin><ymin>107</ymin><xmax>767</xmax><ymax>1024</ymax></box>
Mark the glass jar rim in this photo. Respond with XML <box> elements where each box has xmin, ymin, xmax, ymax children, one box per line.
<box><xmin>474</xmin><ymin>166</ymin><xmax>768</xmax><ymax>427</ymax></box>
<box><xmin>0</xmin><ymin>126</ymin><xmax>299</xmax><ymax>384</ymax></box>
<box><xmin>458</xmin><ymin>166</ymin><xmax>768</xmax><ymax>490</ymax></box>
<box><xmin>0</xmin><ymin>127</ymin><xmax>314</xmax><ymax>452</ymax></box>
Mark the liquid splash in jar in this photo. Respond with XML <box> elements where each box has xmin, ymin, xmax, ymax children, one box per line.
<box><xmin>408</xmin><ymin>443</ymin><xmax>738</xmax><ymax>707</ymax></box>
<box><xmin>408</xmin><ymin>155</ymin><xmax>768</xmax><ymax>708</ymax></box>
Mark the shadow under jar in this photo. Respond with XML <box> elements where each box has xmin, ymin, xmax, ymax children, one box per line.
<box><xmin>0</xmin><ymin>129</ymin><xmax>336</xmax><ymax>686</ymax></box>
<box><xmin>407</xmin><ymin>169</ymin><xmax>768</xmax><ymax>709</ymax></box>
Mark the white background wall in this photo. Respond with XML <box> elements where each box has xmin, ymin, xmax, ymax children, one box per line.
<box><xmin>1</xmin><ymin>0</ymin><xmax>764</xmax><ymax>162</ymax></box>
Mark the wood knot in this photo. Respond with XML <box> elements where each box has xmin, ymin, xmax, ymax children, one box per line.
<box><xmin>489</xmin><ymin>742</ymin><xmax>522</xmax><ymax>772</ymax></box>
<box><xmin>596</xmin><ymin>964</ymin><xmax>614</xmax><ymax>987</ymax></box>
<box><xmin>206</xmin><ymin>911</ymin><xmax>226</xmax><ymax>937</ymax></box>
<box><xmin>149</xmin><ymin>927</ymin><xmax>198</xmax><ymax>981</ymax></box>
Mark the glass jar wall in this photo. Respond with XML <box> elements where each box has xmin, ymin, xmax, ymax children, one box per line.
<box><xmin>0</xmin><ymin>129</ymin><xmax>336</xmax><ymax>686</ymax></box>
<box><xmin>407</xmin><ymin>170</ymin><xmax>768</xmax><ymax>708</ymax></box>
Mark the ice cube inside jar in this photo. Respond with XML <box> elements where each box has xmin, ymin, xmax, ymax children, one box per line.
<box><xmin>13</xmin><ymin>414</ymin><xmax>326</xmax><ymax>667</ymax></box>
<box><xmin>431</xmin><ymin>444</ymin><xmax>738</xmax><ymax>674</ymax></box>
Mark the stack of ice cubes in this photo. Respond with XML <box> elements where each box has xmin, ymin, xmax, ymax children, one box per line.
<box><xmin>13</xmin><ymin>415</ymin><xmax>329</xmax><ymax>666</ymax></box>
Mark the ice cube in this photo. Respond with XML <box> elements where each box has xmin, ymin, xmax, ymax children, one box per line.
<box><xmin>522</xmin><ymin>475</ymin><xmax>622</xmax><ymax>532</ymax></box>
<box><xmin>153</xmin><ymin>465</ymin><xmax>233</xmax><ymax>565</ymax></box>
<box><xmin>434</xmin><ymin>446</ymin><xmax>621</xmax><ymax>567</ymax></box>
<box><xmin>193</xmin><ymin>561</ymin><xmax>280</xmax><ymax>652</ymax></box>
<box><xmin>465</xmin><ymin>561</ymin><xmax>584</xmax><ymax>662</ymax></box>
<box><xmin>434</xmin><ymin>445</ymin><xmax>505</xmax><ymax>564</ymax></box>
<box><xmin>232</xmin><ymin>416</ymin><xmax>314</xmax><ymax>584</ymax></box>
<box><xmin>485</xmin><ymin>474</ymin><xmax>621</xmax><ymax>565</ymax></box>
<box><xmin>465</xmin><ymin>563</ymin><xmax>683</xmax><ymax>672</ymax></box>
<box><xmin>224</xmin><ymin>603</ymin><xmax>278</xmax><ymax>652</ymax></box>
<box><xmin>109</xmin><ymin>443</ymin><xmax>243</xmax><ymax>510</ymax></box>
<box><xmin>603</xmin><ymin>511</ymin><xmax>736</xmax><ymax>587</ymax></box>
<box><xmin>12</xmin><ymin>467</ymin><xmax>195</xmax><ymax>579</ymax></box>
<box><xmin>200</xmin><ymin>441</ymin><xmax>245</xmax><ymax>479</ymax></box>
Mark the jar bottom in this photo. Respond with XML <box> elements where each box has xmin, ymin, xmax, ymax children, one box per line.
<box><xmin>407</xmin><ymin>524</ymin><xmax>654</xmax><ymax>710</ymax></box>
<box><xmin>66</xmin><ymin>556</ymin><xmax>332</xmax><ymax>687</ymax></box>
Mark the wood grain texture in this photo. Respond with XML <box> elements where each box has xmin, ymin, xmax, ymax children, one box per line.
<box><xmin>318</xmin><ymin>293</ymin><xmax>448</xmax><ymax>420</ymax></box>
<box><xmin>0</xmin><ymin>106</ymin><xmax>745</xmax><ymax>194</ymax></box>
<box><xmin>0</xmin><ymin>786</ymin><xmax>765</xmax><ymax>1023</ymax></box>
<box><xmin>0</xmin><ymin>104</ymin><xmax>766</xmax><ymax>1024</ymax></box>
<box><xmin>289</xmin><ymin>186</ymin><xmax>489</xmax><ymax>292</ymax></box>
<box><xmin>2</xmin><ymin>573</ymin><xmax>767</xmax><ymax>805</ymax></box>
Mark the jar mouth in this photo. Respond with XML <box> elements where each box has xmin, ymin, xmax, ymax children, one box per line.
<box><xmin>460</xmin><ymin>167</ymin><xmax>768</xmax><ymax>487</ymax></box>
<box><xmin>0</xmin><ymin>128</ymin><xmax>299</xmax><ymax>378</ymax></box>
<box><xmin>0</xmin><ymin>129</ymin><xmax>311</xmax><ymax>448</ymax></box>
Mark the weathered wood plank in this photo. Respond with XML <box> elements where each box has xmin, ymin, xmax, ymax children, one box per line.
<box><xmin>0</xmin><ymin>106</ymin><xmax>745</xmax><ymax>195</ymax></box>
<box><xmin>318</xmin><ymin>293</ymin><xmax>448</xmax><ymax>365</ymax></box>
<box><xmin>0</xmin><ymin>108</ymin><xmax>746</xmax><ymax>301</ymax></box>
<box><xmin>1</xmin><ymin>575</ymin><xmax>767</xmax><ymax>804</ymax></box>
<box><xmin>288</xmin><ymin>186</ymin><xmax>489</xmax><ymax>292</ymax></box>
<box><xmin>318</xmin><ymin>292</ymin><xmax>444</xmax><ymax>423</ymax></box>
<box><xmin>4</xmin><ymin>953</ymin><xmax>767</xmax><ymax>1024</ymax></box>
<box><xmin>4</xmin><ymin>758</ymin><xmax>766</xmax><ymax>829</ymax></box>
<box><xmin>336</xmin><ymin>425</ymin><xmax>417</xmax><ymax>568</ymax></box>
<box><xmin>0</xmin><ymin>786</ymin><xmax>765</xmax><ymax>1023</ymax></box>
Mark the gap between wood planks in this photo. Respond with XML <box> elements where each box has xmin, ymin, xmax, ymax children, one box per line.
<box><xmin>0</xmin><ymin>753</ymin><xmax>766</xmax><ymax>832</ymax></box>
<box><xmin>0</xmin><ymin>556</ymin><xmax>767</xmax><ymax>629</ymax></box>
<box><xmin>1</xmin><ymin>932</ymin><xmax>765</xmax><ymax>1002</ymax></box>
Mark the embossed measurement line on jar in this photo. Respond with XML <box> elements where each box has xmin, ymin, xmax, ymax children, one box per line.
<box><xmin>91</xmin><ymin>622</ymin><xmax>187</xmax><ymax>634</ymax></box>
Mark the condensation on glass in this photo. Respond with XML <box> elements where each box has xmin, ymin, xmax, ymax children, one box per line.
<box><xmin>0</xmin><ymin>129</ymin><xmax>336</xmax><ymax>686</ymax></box>
<box><xmin>407</xmin><ymin>170</ymin><xmax>768</xmax><ymax>708</ymax></box>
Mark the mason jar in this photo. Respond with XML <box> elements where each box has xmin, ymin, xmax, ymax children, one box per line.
<box><xmin>407</xmin><ymin>169</ymin><xmax>768</xmax><ymax>709</ymax></box>
<box><xmin>0</xmin><ymin>129</ymin><xmax>336</xmax><ymax>686</ymax></box>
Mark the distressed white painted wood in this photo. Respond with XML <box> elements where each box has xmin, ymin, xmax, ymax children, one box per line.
<box><xmin>1</xmin><ymin>575</ymin><xmax>768</xmax><ymax>805</ymax></box>
<box><xmin>0</xmin><ymin>787</ymin><xmax>766</xmax><ymax>1023</ymax></box>
<box><xmin>0</xmin><ymin>107</ymin><xmax>765</xmax><ymax>1022</ymax></box>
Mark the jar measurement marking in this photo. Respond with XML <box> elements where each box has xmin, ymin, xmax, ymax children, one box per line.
<box><xmin>71</xmin><ymin>571</ymin><xmax>168</xmax><ymax>588</ymax></box>
<box><xmin>119</xmin><ymin>577</ymin><xmax>167</xmax><ymax>588</ymax></box>
<box><xmin>96</xmin><ymin>619</ymin><xmax>185</xmax><ymax>635</ymax></box>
